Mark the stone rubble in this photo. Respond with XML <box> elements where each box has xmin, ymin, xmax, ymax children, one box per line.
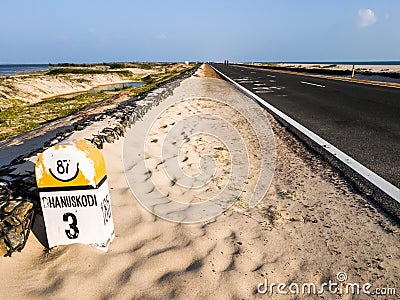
<box><xmin>0</xmin><ymin>67</ymin><xmax>198</xmax><ymax>256</ymax></box>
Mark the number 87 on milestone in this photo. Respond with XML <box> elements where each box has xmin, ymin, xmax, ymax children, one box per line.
<box><xmin>35</xmin><ymin>140</ymin><xmax>115</xmax><ymax>251</ymax></box>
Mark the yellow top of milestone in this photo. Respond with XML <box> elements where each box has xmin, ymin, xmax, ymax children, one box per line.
<box><xmin>35</xmin><ymin>139</ymin><xmax>107</xmax><ymax>189</ymax></box>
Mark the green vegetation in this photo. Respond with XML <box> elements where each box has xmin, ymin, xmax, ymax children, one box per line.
<box><xmin>51</xmin><ymin>62</ymin><xmax>176</xmax><ymax>69</ymax></box>
<box><xmin>46</xmin><ymin>68</ymin><xmax>132</xmax><ymax>78</ymax></box>
<box><xmin>311</xmin><ymin>64</ymin><xmax>338</xmax><ymax>69</ymax></box>
<box><xmin>0</xmin><ymin>92</ymin><xmax>107</xmax><ymax>140</ymax></box>
<box><xmin>103</xmin><ymin>62</ymin><xmax>127</xmax><ymax>69</ymax></box>
<box><xmin>263</xmin><ymin>62</ymin><xmax>279</xmax><ymax>66</ymax></box>
<box><xmin>47</xmin><ymin>68</ymin><xmax>108</xmax><ymax>75</ymax></box>
<box><xmin>104</xmin><ymin>62</ymin><xmax>174</xmax><ymax>70</ymax></box>
<box><xmin>0</xmin><ymin>63</ymin><xmax>198</xmax><ymax>141</ymax></box>
<box><xmin>53</xmin><ymin>63</ymin><xmax>97</xmax><ymax>67</ymax></box>
<box><xmin>0</xmin><ymin>98</ymin><xmax>27</xmax><ymax>110</ymax></box>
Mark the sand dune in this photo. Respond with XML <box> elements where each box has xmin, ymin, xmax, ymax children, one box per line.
<box><xmin>0</xmin><ymin>73</ymin><xmax>134</xmax><ymax>104</ymax></box>
<box><xmin>0</xmin><ymin>66</ymin><xmax>161</xmax><ymax>105</ymax></box>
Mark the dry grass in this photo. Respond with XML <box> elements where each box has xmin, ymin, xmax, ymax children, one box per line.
<box><xmin>0</xmin><ymin>63</ymin><xmax>197</xmax><ymax>141</ymax></box>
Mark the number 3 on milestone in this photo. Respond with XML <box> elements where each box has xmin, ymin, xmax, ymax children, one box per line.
<box><xmin>35</xmin><ymin>140</ymin><xmax>115</xmax><ymax>251</ymax></box>
<box><xmin>63</xmin><ymin>212</ymin><xmax>79</xmax><ymax>239</ymax></box>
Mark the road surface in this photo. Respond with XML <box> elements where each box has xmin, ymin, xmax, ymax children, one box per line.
<box><xmin>211</xmin><ymin>63</ymin><xmax>400</xmax><ymax>189</ymax></box>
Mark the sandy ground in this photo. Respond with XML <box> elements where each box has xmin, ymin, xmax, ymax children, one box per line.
<box><xmin>0</xmin><ymin>65</ymin><xmax>399</xmax><ymax>299</ymax></box>
<box><xmin>195</xmin><ymin>63</ymin><xmax>223</xmax><ymax>79</ymax></box>
<box><xmin>274</xmin><ymin>63</ymin><xmax>400</xmax><ymax>73</ymax></box>
<box><xmin>0</xmin><ymin>68</ymin><xmax>157</xmax><ymax>105</ymax></box>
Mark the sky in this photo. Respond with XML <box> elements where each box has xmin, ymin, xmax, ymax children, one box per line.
<box><xmin>1</xmin><ymin>0</ymin><xmax>399</xmax><ymax>63</ymax></box>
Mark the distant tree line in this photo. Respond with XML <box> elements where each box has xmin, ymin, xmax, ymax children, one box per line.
<box><xmin>48</xmin><ymin>62</ymin><xmax>175</xmax><ymax>69</ymax></box>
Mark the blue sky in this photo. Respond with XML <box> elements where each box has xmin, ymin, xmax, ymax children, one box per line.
<box><xmin>1</xmin><ymin>0</ymin><xmax>399</xmax><ymax>63</ymax></box>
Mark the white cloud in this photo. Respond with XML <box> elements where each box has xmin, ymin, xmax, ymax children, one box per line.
<box><xmin>156</xmin><ymin>34</ymin><xmax>167</xmax><ymax>40</ymax></box>
<box><xmin>357</xmin><ymin>8</ymin><xmax>377</xmax><ymax>28</ymax></box>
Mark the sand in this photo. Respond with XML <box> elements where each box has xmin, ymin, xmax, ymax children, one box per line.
<box><xmin>0</xmin><ymin>66</ymin><xmax>159</xmax><ymax>105</ymax></box>
<box><xmin>0</xmin><ymin>65</ymin><xmax>399</xmax><ymax>299</ymax></box>
<box><xmin>0</xmin><ymin>73</ymin><xmax>132</xmax><ymax>104</ymax></box>
<box><xmin>273</xmin><ymin>63</ymin><xmax>400</xmax><ymax>73</ymax></box>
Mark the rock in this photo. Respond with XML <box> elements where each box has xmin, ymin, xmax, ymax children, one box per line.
<box><xmin>3</xmin><ymin>201</ymin><xmax>19</xmax><ymax>213</ymax></box>
<box><xmin>44</xmin><ymin>138</ymin><xmax>60</xmax><ymax>148</ymax></box>
<box><xmin>13</xmin><ymin>201</ymin><xmax>34</xmax><ymax>222</ymax></box>
<box><xmin>102</xmin><ymin>128</ymin><xmax>118</xmax><ymax>143</ymax></box>
<box><xmin>10</xmin><ymin>155</ymin><xmax>27</xmax><ymax>166</ymax></box>
<box><xmin>0</xmin><ymin>182</ymin><xmax>11</xmax><ymax>201</ymax></box>
<box><xmin>105</xmin><ymin>134</ymin><xmax>114</xmax><ymax>144</ymax></box>
<box><xmin>113</xmin><ymin>126</ymin><xmax>123</xmax><ymax>137</ymax></box>
<box><xmin>6</xmin><ymin>229</ymin><xmax>24</xmax><ymax>249</ymax></box>
<box><xmin>0</xmin><ymin>201</ymin><xmax>8</xmax><ymax>211</ymax></box>
<box><xmin>0</xmin><ymin>238</ymin><xmax>8</xmax><ymax>256</ymax></box>
<box><xmin>91</xmin><ymin>136</ymin><xmax>103</xmax><ymax>149</ymax></box>
<box><xmin>75</xmin><ymin>124</ymin><xmax>84</xmax><ymax>131</ymax></box>
<box><xmin>93</xmin><ymin>115</ymin><xmax>104</xmax><ymax>121</ymax></box>
<box><xmin>0</xmin><ymin>199</ymin><xmax>34</xmax><ymax>256</ymax></box>
<box><xmin>4</xmin><ymin>215</ymin><xmax>20</xmax><ymax>226</ymax></box>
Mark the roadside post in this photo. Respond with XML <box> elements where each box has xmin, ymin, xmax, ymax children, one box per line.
<box><xmin>351</xmin><ymin>65</ymin><xmax>355</xmax><ymax>78</ymax></box>
<box><xmin>35</xmin><ymin>139</ymin><xmax>114</xmax><ymax>251</ymax></box>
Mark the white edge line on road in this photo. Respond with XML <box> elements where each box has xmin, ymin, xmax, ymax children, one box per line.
<box><xmin>239</xmin><ymin>64</ymin><xmax>400</xmax><ymax>89</ymax></box>
<box><xmin>210</xmin><ymin>65</ymin><xmax>400</xmax><ymax>203</ymax></box>
<box><xmin>301</xmin><ymin>81</ymin><xmax>326</xmax><ymax>88</ymax></box>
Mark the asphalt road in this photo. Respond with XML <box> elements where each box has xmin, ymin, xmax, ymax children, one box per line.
<box><xmin>211</xmin><ymin>63</ymin><xmax>400</xmax><ymax>189</ymax></box>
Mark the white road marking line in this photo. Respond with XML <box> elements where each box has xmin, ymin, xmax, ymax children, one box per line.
<box><xmin>266</xmin><ymin>75</ymin><xmax>276</xmax><ymax>78</ymax></box>
<box><xmin>237</xmin><ymin>78</ymin><xmax>253</xmax><ymax>82</ymax></box>
<box><xmin>210</xmin><ymin>65</ymin><xmax>400</xmax><ymax>203</ymax></box>
<box><xmin>253</xmin><ymin>87</ymin><xmax>271</xmax><ymax>90</ymax></box>
<box><xmin>239</xmin><ymin>81</ymin><xmax>257</xmax><ymax>84</ymax></box>
<box><xmin>300</xmin><ymin>81</ymin><xmax>326</xmax><ymax>88</ymax></box>
<box><xmin>255</xmin><ymin>90</ymin><xmax>273</xmax><ymax>94</ymax></box>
